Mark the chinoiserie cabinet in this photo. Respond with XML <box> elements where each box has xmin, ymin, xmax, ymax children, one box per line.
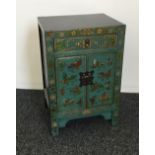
<box><xmin>38</xmin><ymin>14</ymin><xmax>126</xmax><ymax>136</ymax></box>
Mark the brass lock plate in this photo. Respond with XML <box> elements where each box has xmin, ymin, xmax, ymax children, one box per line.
<box><xmin>79</xmin><ymin>71</ymin><xmax>94</xmax><ymax>87</ymax></box>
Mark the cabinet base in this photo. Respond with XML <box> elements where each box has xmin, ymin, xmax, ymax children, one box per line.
<box><xmin>51</xmin><ymin>111</ymin><xmax>118</xmax><ymax>136</ymax></box>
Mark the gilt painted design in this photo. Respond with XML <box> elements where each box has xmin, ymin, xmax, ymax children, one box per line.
<box><xmin>60</xmin><ymin>88</ymin><xmax>65</xmax><ymax>96</ymax></box>
<box><xmin>54</xmin><ymin>35</ymin><xmax>117</xmax><ymax>52</ymax></box>
<box><xmin>90</xmin><ymin>82</ymin><xmax>104</xmax><ymax>91</ymax></box>
<box><xmin>87</xmin><ymin>52</ymin><xmax>115</xmax><ymax>108</ymax></box>
<box><xmin>64</xmin><ymin>99</ymin><xmax>75</xmax><ymax>106</ymax></box>
<box><xmin>63</xmin><ymin>98</ymin><xmax>83</xmax><ymax>106</ymax></box>
<box><xmin>98</xmin><ymin>70</ymin><xmax>112</xmax><ymax>79</ymax></box>
<box><xmin>51</xmin><ymin>26</ymin><xmax>125</xmax><ymax>38</ymax></box>
<box><xmin>68</xmin><ymin>59</ymin><xmax>82</xmax><ymax>70</ymax></box>
<box><xmin>38</xmin><ymin>12</ymin><xmax>127</xmax><ymax>138</ymax></box>
<box><xmin>42</xmin><ymin>22</ymin><xmax>126</xmax><ymax>136</ymax></box>
<box><xmin>104</xmin><ymin>81</ymin><xmax>111</xmax><ymax>90</ymax></box>
<box><xmin>71</xmin><ymin>86</ymin><xmax>81</xmax><ymax>94</ymax></box>
<box><xmin>56</xmin><ymin>56</ymin><xmax>86</xmax><ymax>111</ymax></box>
<box><xmin>92</xmin><ymin>60</ymin><xmax>105</xmax><ymax>68</ymax></box>
<box><xmin>98</xmin><ymin>93</ymin><xmax>110</xmax><ymax>102</ymax></box>
<box><xmin>60</xmin><ymin>73</ymin><xmax>76</xmax><ymax>84</ymax></box>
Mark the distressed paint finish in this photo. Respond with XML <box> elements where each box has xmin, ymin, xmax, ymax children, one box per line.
<box><xmin>87</xmin><ymin>52</ymin><xmax>115</xmax><ymax>108</ymax></box>
<box><xmin>54</xmin><ymin>35</ymin><xmax>117</xmax><ymax>52</ymax></box>
<box><xmin>38</xmin><ymin>15</ymin><xmax>126</xmax><ymax>136</ymax></box>
<box><xmin>44</xmin><ymin>31</ymin><xmax>59</xmax><ymax>136</ymax></box>
<box><xmin>55</xmin><ymin>56</ymin><xmax>86</xmax><ymax>111</ymax></box>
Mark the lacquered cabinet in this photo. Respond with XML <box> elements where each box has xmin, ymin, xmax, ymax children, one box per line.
<box><xmin>38</xmin><ymin>14</ymin><xmax>126</xmax><ymax>136</ymax></box>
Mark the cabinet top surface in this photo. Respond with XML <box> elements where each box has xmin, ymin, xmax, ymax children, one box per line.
<box><xmin>38</xmin><ymin>14</ymin><xmax>124</xmax><ymax>31</ymax></box>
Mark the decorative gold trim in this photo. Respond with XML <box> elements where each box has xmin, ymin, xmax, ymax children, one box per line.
<box><xmin>71</xmin><ymin>30</ymin><xmax>76</xmax><ymax>36</ymax></box>
<box><xmin>47</xmin><ymin>32</ymin><xmax>52</xmax><ymax>37</ymax></box>
<box><xmin>50</xmin><ymin>95</ymin><xmax>56</xmax><ymax>101</ymax></box>
<box><xmin>50</xmin><ymin>80</ymin><xmax>55</xmax><ymax>85</ymax></box>
<box><xmin>83</xmin><ymin>109</ymin><xmax>91</xmax><ymax>115</ymax></box>
<box><xmin>97</xmin><ymin>28</ymin><xmax>103</xmax><ymax>34</ymax></box>
<box><xmin>83</xmin><ymin>28</ymin><xmax>92</xmax><ymax>35</ymax></box>
<box><xmin>52</xmin><ymin>122</ymin><xmax>58</xmax><ymax>128</ymax></box>
<box><xmin>59</xmin><ymin>32</ymin><xmax>64</xmax><ymax>37</ymax></box>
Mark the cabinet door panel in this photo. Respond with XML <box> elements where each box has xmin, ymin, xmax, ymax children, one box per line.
<box><xmin>56</xmin><ymin>56</ymin><xmax>86</xmax><ymax>111</ymax></box>
<box><xmin>87</xmin><ymin>52</ymin><xmax>115</xmax><ymax>108</ymax></box>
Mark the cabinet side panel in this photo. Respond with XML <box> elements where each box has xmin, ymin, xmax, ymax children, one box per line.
<box><xmin>38</xmin><ymin>25</ymin><xmax>45</xmax><ymax>88</ymax></box>
<box><xmin>38</xmin><ymin>26</ymin><xmax>50</xmax><ymax>108</ymax></box>
<box><xmin>38</xmin><ymin>26</ymin><xmax>49</xmax><ymax>88</ymax></box>
<box><xmin>44</xmin><ymin>32</ymin><xmax>57</xmax><ymax>111</ymax></box>
<box><xmin>113</xmin><ymin>25</ymin><xmax>126</xmax><ymax>118</ymax></box>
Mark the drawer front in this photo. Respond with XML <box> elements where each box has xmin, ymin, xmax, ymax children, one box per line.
<box><xmin>54</xmin><ymin>34</ymin><xmax>117</xmax><ymax>52</ymax></box>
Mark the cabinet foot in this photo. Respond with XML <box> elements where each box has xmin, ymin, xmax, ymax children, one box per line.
<box><xmin>51</xmin><ymin>121</ymin><xmax>59</xmax><ymax>136</ymax></box>
<box><xmin>101</xmin><ymin>112</ymin><xmax>111</xmax><ymax>120</ymax></box>
<box><xmin>59</xmin><ymin>120</ymin><xmax>68</xmax><ymax>128</ymax></box>
<box><xmin>112</xmin><ymin>117</ymin><xmax>118</xmax><ymax>126</ymax></box>
<box><xmin>51</xmin><ymin>127</ymin><xmax>59</xmax><ymax>136</ymax></box>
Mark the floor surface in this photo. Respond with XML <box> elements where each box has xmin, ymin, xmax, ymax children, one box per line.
<box><xmin>17</xmin><ymin>90</ymin><xmax>139</xmax><ymax>155</ymax></box>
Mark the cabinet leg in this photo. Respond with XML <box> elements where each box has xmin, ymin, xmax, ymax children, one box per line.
<box><xmin>112</xmin><ymin>111</ymin><xmax>119</xmax><ymax>126</ymax></box>
<box><xmin>51</xmin><ymin>121</ymin><xmax>59</xmax><ymax>136</ymax></box>
<box><xmin>112</xmin><ymin>116</ymin><xmax>118</xmax><ymax>126</ymax></box>
<box><xmin>101</xmin><ymin>112</ymin><xmax>111</xmax><ymax>120</ymax></box>
<box><xmin>51</xmin><ymin>127</ymin><xmax>59</xmax><ymax>136</ymax></box>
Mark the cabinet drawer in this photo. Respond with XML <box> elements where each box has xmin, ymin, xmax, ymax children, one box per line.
<box><xmin>54</xmin><ymin>34</ymin><xmax>117</xmax><ymax>52</ymax></box>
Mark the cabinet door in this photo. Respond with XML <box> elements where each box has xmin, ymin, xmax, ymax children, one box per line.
<box><xmin>56</xmin><ymin>56</ymin><xmax>86</xmax><ymax>111</ymax></box>
<box><xmin>87</xmin><ymin>52</ymin><xmax>115</xmax><ymax>108</ymax></box>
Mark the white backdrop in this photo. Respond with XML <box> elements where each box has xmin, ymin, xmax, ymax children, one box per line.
<box><xmin>16</xmin><ymin>0</ymin><xmax>139</xmax><ymax>92</ymax></box>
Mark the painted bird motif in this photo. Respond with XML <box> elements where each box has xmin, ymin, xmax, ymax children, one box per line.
<box><xmin>64</xmin><ymin>99</ymin><xmax>74</xmax><ymax>106</ymax></box>
<box><xmin>98</xmin><ymin>93</ymin><xmax>109</xmax><ymax>102</ymax></box>
<box><xmin>99</xmin><ymin>70</ymin><xmax>111</xmax><ymax>78</ymax></box>
<box><xmin>90</xmin><ymin>82</ymin><xmax>104</xmax><ymax>91</ymax></box>
<box><xmin>72</xmin><ymin>86</ymin><xmax>81</xmax><ymax>94</ymax></box>
<box><xmin>68</xmin><ymin>60</ymin><xmax>81</xmax><ymax>70</ymax></box>
<box><xmin>92</xmin><ymin>60</ymin><xmax>104</xmax><ymax>68</ymax></box>
<box><xmin>61</xmin><ymin>73</ymin><xmax>76</xmax><ymax>84</ymax></box>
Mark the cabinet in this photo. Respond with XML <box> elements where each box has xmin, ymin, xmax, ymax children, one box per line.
<box><xmin>38</xmin><ymin>14</ymin><xmax>126</xmax><ymax>136</ymax></box>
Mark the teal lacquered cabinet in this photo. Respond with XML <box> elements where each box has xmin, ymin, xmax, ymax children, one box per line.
<box><xmin>38</xmin><ymin>14</ymin><xmax>126</xmax><ymax>136</ymax></box>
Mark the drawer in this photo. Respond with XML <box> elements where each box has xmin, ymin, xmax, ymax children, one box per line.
<box><xmin>54</xmin><ymin>34</ymin><xmax>117</xmax><ymax>52</ymax></box>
